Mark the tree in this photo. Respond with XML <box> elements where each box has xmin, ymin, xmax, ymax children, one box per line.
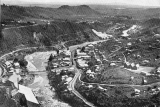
<box><xmin>19</xmin><ymin>59</ymin><xmax>28</xmax><ymax>68</ymax></box>
<box><xmin>0</xmin><ymin>88</ymin><xmax>18</xmax><ymax>107</ymax></box>
<box><xmin>56</xmin><ymin>50</ymin><xmax>59</xmax><ymax>55</ymax></box>
<box><xmin>48</xmin><ymin>71</ymin><xmax>62</xmax><ymax>90</ymax></box>
<box><xmin>74</xmin><ymin>50</ymin><xmax>77</xmax><ymax>57</ymax></box>
<box><xmin>81</xmin><ymin>47</ymin><xmax>85</xmax><ymax>52</ymax></box>
<box><xmin>13</xmin><ymin>58</ymin><xmax>19</xmax><ymax>63</ymax></box>
<box><xmin>48</xmin><ymin>54</ymin><xmax>54</xmax><ymax>62</ymax></box>
<box><xmin>88</xmin><ymin>61</ymin><xmax>94</xmax><ymax>68</ymax></box>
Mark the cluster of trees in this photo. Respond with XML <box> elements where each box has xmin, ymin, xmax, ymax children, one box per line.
<box><xmin>0</xmin><ymin>88</ymin><xmax>17</xmax><ymax>107</ymax></box>
<box><xmin>47</xmin><ymin>70</ymin><xmax>90</xmax><ymax>107</ymax></box>
<box><xmin>46</xmin><ymin>54</ymin><xmax>90</xmax><ymax>107</ymax></box>
<box><xmin>1</xmin><ymin>20</ymin><xmax>98</xmax><ymax>52</ymax></box>
<box><xmin>13</xmin><ymin>57</ymin><xmax>28</xmax><ymax>75</ymax></box>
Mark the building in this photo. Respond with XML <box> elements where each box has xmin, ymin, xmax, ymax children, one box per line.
<box><xmin>77</xmin><ymin>59</ymin><xmax>88</xmax><ymax>67</ymax></box>
<box><xmin>18</xmin><ymin>85</ymin><xmax>39</xmax><ymax>104</ymax></box>
<box><xmin>154</xmin><ymin>34</ymin><xmax>160</xmax><ymax>38</ymax></box>
<box><xmin>78</xmin><ymin>55</ymin><xmax>91</xmax><ymax>60</ymax></box>
<box><xmin>77</xmin><ymin>52</ymin><xmax>87</xmax><ymax>56</ymax></box>
<box><xmin>88</xmin><ymin>84</ymin><xmax>93</xmax><ymax>88</ymax></box>
<box><xmin>65</xmin><ymin>77</ymin><xmax>73</xmax><ymax>84</ymax></box>
<box><xmin>5</xmin><ymin>61</ymin><xmax>12</xmax><ymax>68</ymax></box>
<box><xmin>136</xmin><ymin>64</ymin><xmax>140</xmax><ymax>69</ymax></box>
<box><xmin>133</xmin><ymin>88</ymin><xmax>141</xmax><ymax>97</ymax></box>
<box><xmin>63</xmin><ymin>50</ymin><xmax>71</xmax><ymax>56</ymax></box>
<box><xmin>63</xmin><ymin>57</ymin><xmax>70</xmax><ymax>61</ymax></box>
<box><xmin>131</xmin><ymin>63</ymin><xmax>137</xmax><ymax>70</ymax></box>
<box><xmin>52</xmin><ymin>63</ymin><xmax>59</xmax><ymax>68</ymax></box>
<box><xmin>13</xmin><ymin>62</ymin><xmax>20</xmax><ymax>68</ymax></box>
<box><xmin>124</xmin><ymin>62</ymin><xmax>138</xmax><ymax>70</ymax></box>
<box><xmin>86</xmin><ymin>69</ymin><xmax>92</xmax><ymax>74</ymax></box>
<box><xmin>127</xmin><ymin>42</ymin><xmax>132</xmax><ymax>46</ymax></box>
<box><xmin>110</xmin><ymin>63</ymin><xmax>116</xmax><ymax>66</ymax></box>
<box><xmin>87</xmin><ymin>44</ymin><xmax>94</xmax><ymax>47</ymax></box>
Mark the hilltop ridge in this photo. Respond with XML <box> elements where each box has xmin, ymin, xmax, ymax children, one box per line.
<box><xmin>1</xmin><ymin>4</ymin><xmax>101</xmax><ymax>21</ymax></box>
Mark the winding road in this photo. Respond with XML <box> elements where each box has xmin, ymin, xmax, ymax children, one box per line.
<box><xmin>1</xmin><ymin>26</ymin><xmax>160</xmax><ymax>107</ymax></box>
<box><xmin>0</xmin><ymin>40</ymin><xmax>107</xmax><ymax>107</ymax></box>
<box><xmin>68</xmin><ymin>65</ymin><xmax>96</xmax><ymax>107</ymax></box>
<box><xmin>3</xmin><ymin>24</ymin><xmax>39</xmax><ymax>30</ymax></box>
<box><xmin>67</xmin><ymin>40</ymin><xmax>111</xmax><ymax>107</ymax></box>
<box><xmin>0</xmin><ymin>39</ymin><xmax>122</xmax><ymax>107</ymax></box>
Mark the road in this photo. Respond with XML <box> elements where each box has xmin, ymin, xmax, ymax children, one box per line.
<box><xmin>2</xmin><ymin>24</ymin><xmax>39</xmax><ymax>30</ymax></box>
<box><xmin>67</xmin><ymin>39</ymin><xmax>112</xmax><ymax>107</ymax></box>
<box><xmin>1</xmin><ymin>38</ymin><xmax>160</xmax><ymax>107</ymax></box>
<box><xmin>1</xmin><ymin>31</ymin><xmax>160</xmax><ymax>107</ymax></box>
<box><xmin>67</xmin><ymin>39</ymin><xmax>120</xmax><ymax>107</ymax></box>
<box><xmin>0</xmin><ymin>38</ymin><xmax>126</xmax><ymax>107</ymax></box>
<box><xmin>68</xmin><ymin>65</ymin><xmax>96</xmax><ymax>107</ymax></box>
<box><xmin>0</xmin><ymin>47</ymin><xmax>37</xmax><ymax>60</ymax></box>
<box><xmin>0</xmin><ymin>42</ymin><xmax>97</xmax><ymax>107</ymax></box>
<box><xmin>69</xmin><ymin>39</ymin><xmax>109</xmax><ymax>51</ymax></box>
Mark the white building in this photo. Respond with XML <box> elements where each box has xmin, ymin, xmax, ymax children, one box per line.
<box><xmin>64</xmin><ymin>50</ymin><xmax>71</xmax><ymax>56</ymax></box>
<box><xmin>126</xmin><ymin>62</ymin><xmax>130</xmax><ymax>66</ymax></box>
<box><xmin>66</xmin><ymin>77</ymin><xmax>73</xmax><ymax>84</ymax></box>
<box><xmin>157</xmin><ymin>67</ymin><xmax>160</xmax><ymax>73</ymax></box>
<box><xmin>62</xmin><ymin>75</ymin><xmax>68</xmax><ymax>80</ymax></box>
<box><xmin>88</xmin><ymin>85</ymin><xmax>93</xmax><ymax>88</ymax></box>
<box><xmin>86</xmin><ymin>69</ymin><xmax>92</xmax><ymax>74</ymax></box>
<box><xmin>131</xmin><ymin>76</ymin><xmax>134</xmax><ymax>80</ymax></box>
<box><xmin>98</xmin><ymin>86</ymin><xmax>107</xmax><ymax>91</ymax></box>
<box><xmin>110</xmin><ymin>63</ymin><xmax>116</xmax><ymax>66</ymax></box>
<box><xmin>69</xmin><ymin>67</ymin><xmax>74</xmax><ymax>71</ymax></box>
<box><xmin>144</xmin><ymin>79</ymin><xmax>147</xmax><ymax>83</ymax></box>
<box><xmin>77</xmin><ymin>52</ymin><xmax>87</xmax><ymax>56</ymax></box>
<box><xmin>77</xmin><ymin>59</ymin><xmax>88</xmax><ymax>67</ymax></box>
<box><xmin>131</xmin><ymin>63</ymin><xmax>135</xmax><ymax>68</ymax></box>
<box><xmin>127</xmin><ymin>42</ymin><xmax>132</xmax><ymax>46</ymax></box>
<box><xmin>87</xmin><ymin>44</ymin><xmax>94</xmax><ymax>47</ymax></box>
<box><xmin>18</xmin><ymin>85</ymin><xmax>39</xmax><ymax>104</ymax></box>
<box><xmin>135</xmin><ymin>89</ymin><xmax>140</xmax><ymax>93</ymax></box>
<box><xmin>14</xmin><ymin>62</ymin><xmax>20</xmax><ymax>68</ymax></box>
<box><xmin>52</xmin><ymin>51</ymin><xmax>57</xmax><ymax>56</ymax></box>
<box><xmin>63</xmin><ymin>57</ymin><xmax>70</xmax><ymax>61</ymax></box>
<box><xmin>5</xmin><ymin>61</ymin><xmax>12</xmax><ymax>67</ymax></box>
<box><xmin>136</xmin><ymin>64</ymin><xmax>140</xmax><ymax>69</ymax></box>
<box><xmin>80</xmin><ymin>55</ymin><xmax>91</xmax><ymax>59</ymax></box>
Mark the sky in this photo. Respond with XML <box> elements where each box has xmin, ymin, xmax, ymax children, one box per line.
<box><xmin>1</xmin><ymin>0</ymin><xmax>160</xmax><ymax>7</ymax></box>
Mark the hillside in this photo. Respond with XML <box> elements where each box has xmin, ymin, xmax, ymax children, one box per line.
<box><xmin>142</xmin><ymin>18</ymin><xmax>160</xmax><ymax>27</ymax></box>
<box><xmin>57</xmin><ymin>5</ymin><xmax>101</xmax><ymax>16</ymax></box>
<box><xmin>2</xmin><ymin>4</ymin><xmax>160</xmax><ymax>21</ymax></box>
<box><xmin>91</xmin><ymin>5</ymin><xmax>160</xmax><ymax>20</ymax></box>
<box><xmin>0</xmin><ymin>20</ymin><xmax>99</xmax><ymax>54</ymax></box>
<box><xmin>1</xmin><ymin>5</ymin><xmax>33</xmax><ymax>21</ymax></box>
<box><xmin>1</xmin><ymin>4</ymin><xmax>101</xmax><ymax>21</ymax></box>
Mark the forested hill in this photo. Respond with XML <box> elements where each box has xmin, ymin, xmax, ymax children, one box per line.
<box><xmin>0</xmin><ymin>20</ymin><xmax>99</xmax><ymax>54</ymax></box>
<box><xmin>1</xmin><ymin>4</ymin><xmax>102</xmax><ymax>21</ymax></box>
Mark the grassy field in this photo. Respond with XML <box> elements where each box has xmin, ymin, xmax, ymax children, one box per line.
<box><xmin>125</xmin><ymin>66</ymin><xmax>155</xmax><ymax>75</ymax></box>
<box><xmin>102</xmin><ymin>67</ymin><xmax>143</xmax><ymax>85</ymax></box>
